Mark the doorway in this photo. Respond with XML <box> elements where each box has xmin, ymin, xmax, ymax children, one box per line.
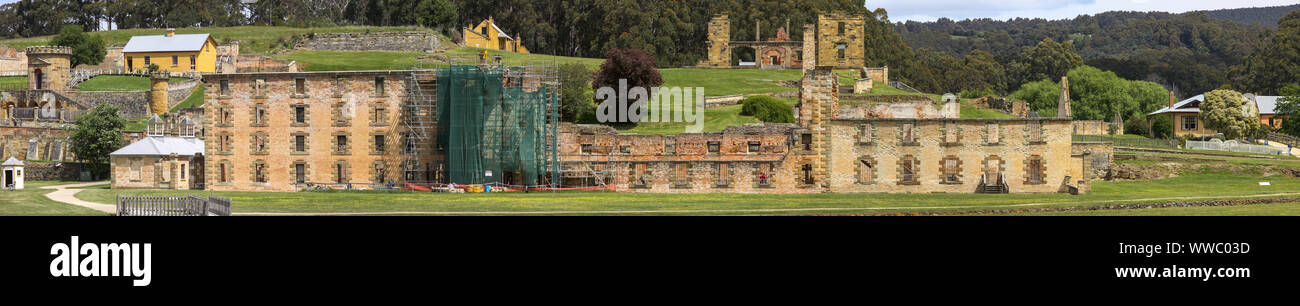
<box><xmin>33</xmin><ymin>68</ymin><xmax>43</xmax><ymax>90</ymax></box>
<box><xmin>4</xmin><ymin>170</ymin><xmax>12</xmax><ymax>188</ymax></box>
<box><xmin>984</xmin><ymin>159</ymin><xmax>1000</xmax><ymax>184</ymax></box>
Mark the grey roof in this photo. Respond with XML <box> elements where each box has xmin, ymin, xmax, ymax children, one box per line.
<box><xmin>1149</xmin><ymin>94</ymin><xmax>1204</xmax><ymax>116</ymax></box>
<box><xmin>110</xmin><ymin>137</ymin><xmax>205</xmax><ymax>157</ymax></box>
<box><xmin>123</xmin><ymin>34</ymin><xmax>212</xmax><ymax>53</ymax></box>
<box><xmin>1</xmin><ymin>157</ymin><xmax>22</xmax><ymax>166</ymax></box>
<box><xmin>1256</xmin><ymin>96</ymin><xmax>1281</xmax><ymax>115</ymax></box>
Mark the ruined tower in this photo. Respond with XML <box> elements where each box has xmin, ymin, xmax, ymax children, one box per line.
<box><xmin>1057</xmin><ymin>76</ymin><xmax>1071</xmax><ymax>119</ymax></box>
<box><xmin>697</xmin><ymin>15</ymin><xmax>731</xmax><ymax>67</ymax></box>
<box><xmin>25</xmin><ymin>46</ymin><xmax>72</xmax><ymax>91</ymax></box>
<box><xmin>149</xmin><ymin>72</ymin><xmax>170</xmax><ymax>115</ymax></box>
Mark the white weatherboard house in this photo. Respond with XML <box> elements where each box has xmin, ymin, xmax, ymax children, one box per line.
<box><xmin>2</xmin><ymin>157</ymin><xmax>23</xmax><ymax>190</ymax></box>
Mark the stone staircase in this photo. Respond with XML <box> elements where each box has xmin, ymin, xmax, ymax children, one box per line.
<box><xmin>977</xmin><ymin>174</ymin><xmax>1008</xmax><ymax>194</ymax></box>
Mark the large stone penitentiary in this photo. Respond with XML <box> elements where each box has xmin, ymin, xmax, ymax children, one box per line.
<box><xmin>200</xmin><ymin>55</ymin><xmax>1100</xmax><ymax>194</ymax></box>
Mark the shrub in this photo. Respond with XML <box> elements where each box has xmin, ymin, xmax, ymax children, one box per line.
<box><xmin>1124</xmin><ymin>117</ymin><xmax>1150</xmax><ymax>136</ymax></box>
<box><xmin>740</xmin><ymin>96</ymin><xmax>794</xmax><ymax>123</ymax></box>
<box><xmin>1151</xmin><ymin>116</ymin><xmax>1174</xmax><ymax>139</ymax></box>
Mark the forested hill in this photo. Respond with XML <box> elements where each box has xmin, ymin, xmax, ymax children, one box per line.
<box><xmin>896</xmin><ymin>10</ymin><xmax>1270</xmax><ymax>96</ymax></box>
<box><xmin>1201</xmin><ymin>4</ymin><xmax>1300</xmax><ymax>28</ymax></box>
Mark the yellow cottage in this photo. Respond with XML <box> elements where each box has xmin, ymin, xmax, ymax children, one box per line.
<box><xmin>463</xmin><ymin>17</ymin><xmax>530</xmax><ymax>53</ymax></box>
<box><xmin>122</xmin><ymin>29</ymin><xmax>219</xmax><ymax>73</ymax></box>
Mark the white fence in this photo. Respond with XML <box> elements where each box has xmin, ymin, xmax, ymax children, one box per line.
<box><xmin>1186</xmin><ymin>140</ymin><xmax>1292</xmax><ymax>156</ymax></box>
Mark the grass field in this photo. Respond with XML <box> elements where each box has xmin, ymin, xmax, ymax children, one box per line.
<box><xmin>0</xmin><ymin>181</ymin><xmax>110</xmax><ymax>216</ymax></box>
<box><xmin>0</xmin><ymin>26</ymin><xmax>429</xmax><ymax>55</ymax></box>
<box><xmin>1007</xmin><ymin>202</ymin><xmax>1300</xmax><ymax>216</ymax></box>
<box><xmin>0</xmin><ymin>76</ymin><xmax>25</xmax><ymax>89</ymax></box>
<box><xmin>76</xmin><ymin>75</ymin><xmax>189</xmax><ymax>91</ymax></box>
<box><xmin>277</xmin><ymin>50</ymin><xmax>426</xmax><ymax>71</ymax></box>
<box><xmin>660</xmin><ymin>68</ymin><xmax>801</xmax><ymax>97</ymax></box>
<box><xmin>63</xmin><ymin>170</ymin><xmax>1300</xmax><ymax>215</ymax></box>
<box><xmin>171</xmin><ymin>85</ymin><xmax>206</xmax><ymax>110</ymax></box>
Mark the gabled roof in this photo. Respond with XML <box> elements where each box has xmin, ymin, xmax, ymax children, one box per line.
<box><xmin>1256</xmin><ymin>96</ymin><xmax>1281</xmax><ymax>115</ymax></box>
<box><xmin>1</xmin><ymin>157</ymin><xmax>22</xmax><ymax>166</ymax></box>
<box><xmin>1149</xmin><ymin>94</ymin><xmax>1204</xmax><ymax>116</ymax></box>
<box><xmin>491</xmin><ymin>22</ymin><xmax>512</xmax><ymax>40</ymax></box>
<box><xmin>123</xmin><ymin>34</ymin><xmax>213</xmax><ymax>53</ymax></box>
<box><xmin>110</xmin><ymin>137</ymin><xmax>204</xmax><ymax>157</ymax></box>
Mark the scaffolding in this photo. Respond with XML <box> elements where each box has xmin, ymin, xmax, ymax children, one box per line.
<box><xmin>433</xmin><ymin>57</ymin><xmax>560</xmax><ymax>187</ymax></box>
<box><xmin>402</xmin><ymin>69</ymin><xmax>439</xmax><ymax>183</ymax></box>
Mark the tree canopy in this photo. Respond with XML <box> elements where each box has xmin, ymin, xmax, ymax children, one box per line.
<box><xmin>1010</xmin><ymin>66</ymin><xmax>1169</xmax><ymax>121</ymax></box>
<box><xmin>51</xmin><ymin>24</ymin><xmax>106</xmax><ymax>67</ymax></box>
<box><xmin>1200</xmin><ymin>89</ymin><xmax>1260</xmax><ymax>139</ymax></box>
<box><xmin>69</xmin><ymin>104</ymin><xmax>126</xmax><ymax>177</ymax></box>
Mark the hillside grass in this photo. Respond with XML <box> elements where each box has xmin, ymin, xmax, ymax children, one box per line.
<box><xmin>76</xmin><ymin>75</ymin><xmax>188</xmax><ymax>91</ymax></box>
<box><xmin>276</xmin><ymin>50</ymin><xmax>426</xmax><ymax>71</ymax></box>
<box><xmin>1006</xmin><ymin>202</ymin><xmax>1300</xmax><ymax>216</ymax></box>
<box><xmin>0</xmin><ymin>76</ymin><xmax>25</xmax><ymax>89</ymax></box>
<box><xmin>171</xmin><ymin>85</ymin><xmax>205</xmax><ymax>110</ymax></box>
<box><xmin>67</xmin><ymin>170</ymin><xmax>1300</xmax><ymax>215</ymax></box>
<box><xmin>660</xmin><ymin>68</ymin><xmax>801</xmax><ymax>97</ymax></box>
<box><xmin>448</xmin><ymin>47</ymin><xmax>605</xmax><ymax>69</ymax></box>
<box><xmin>0</xmin><ymin>25</ymin><xmax>428</xmax><ymax>55</ymax></box>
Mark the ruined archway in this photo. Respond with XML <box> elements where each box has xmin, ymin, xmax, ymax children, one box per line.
<box><xmin>732</xmin><ymin>46</ymin><xmax>757</xmax><ymax>67</ymax></box>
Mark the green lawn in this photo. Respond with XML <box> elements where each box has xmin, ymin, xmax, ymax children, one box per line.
<box><xmin>960</xmin><ymin>102</ymin><xmax>1016</xmax><ymax>118</ymax></box>
<box><xmin>0</xmin><ymin>25</ymin><xmax>429</xmax><ymax>55</ymax></box>
<box><xmin>68</xmin><ymin>171</ymin><xmax>1300</xmax><ymax>215</ymax></box>
<box><xmin>124</xmin><ymin>117</ymin><xmax>148</xmax><ymax>131</ymax></box>
<box><xmin>76</xmin><ymin>75</ymin><xmax>189</xmax><ymax>91</ymax></box>
<box><xmin>1007</xmin><ymin>202</ymin><xmax>1300</xmax><ymax>216</ymax></box>
<box><xmin>448</xmin><ymin>47</ymin><xmax>606</xmax><ymax>70</ymax></box>
<box><xmin>0</xmin><ymin>76</ymin><xmax>25</xmax><ymax>89</ymax></box>
<box><xmin>170</xmin><ymin>84</ymin><xmax>205</xmax><ymax>110</ymax></box>
<box><xmin>276</xmin><ymin>50</ymin><xmax>426</xmax><ymax>71</ymax></box>
<box><xmin>660</xmin><ymin>68</ymin><xmax>802</xmax><ymax>98</ymax></box>
<box><xmin>0</xmin><ymin>181</ymin><xmax>111</xmax><ymax>216</ymax></box>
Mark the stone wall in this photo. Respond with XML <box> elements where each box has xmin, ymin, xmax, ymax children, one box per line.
<box><xmin>815</xmin><ymin>14</ymin><xmax>866</xmax><ymax>68</ymax></box>
<box><xmin>826</xmin><ymin>118</ymin><xmax>1082</xmax><ymax>194</ymax></box>
<box><xmin>203</xmin><ymin>71</ymin><xmax>417</xmax><ymax>192</ymax></box>
<box><xmin>110</xmin><ymin>155</ymin><xmax>197</xmax><ymax>190</ymax></box>
<box><xmin>1072</xmin><ymin>120</ymin><xmax>1121</xmax><ymax>135</ymax></box>
<box><xmin>299</xmin><ymin>32</ymin><xmax>441</xmax><ymax>52</ymax></box>
<box><xmin>697</xmin><ymin>15</ymin><xmax>732</xmax><ymax>67</ymax></box>
<box><xmin>1071</xmin><ymin>141</ymin><xmax>1113</xmax><ymax>180</ymax></box>
<box><xmin>79</xmin><ymin>47</ymin><xmax>124</xmax><ymax>70</ymax></box>
<box><xmin>236</xmin><ymin>55</ymin><xmax>298</xmax><ymax>73</ymax></box>
<box><xmin>0</xmin><ymin>126</ymin><xmax>74</xmax><ymax>162</ymax></box>
<box><xmin>863</xmin><ymin>67</ymin><xmax>888</xmax><ymax>84</ymax></box>
<box><xmin>837</xmin><ymin>101</ymin><xmax>959</xmax><ymax>119</ymax></box>
<box><xmin>968</xmin><ymin>96</ymin><xmax>1029</xmax><ymax>117</ymax></box>
<box><xmin>21</xmin><ymin>161</ymin><xmax>99</xmax><ymax>181</ymax></box>
<box><xmin>557</xmin><ymin>123</ymin><xmax>818</xmax><ymax>193</ymax></box>
<box><xmin>64</xmin><ymin>79</ymin><xmax>199</xmax><ymax>117</ymax></box>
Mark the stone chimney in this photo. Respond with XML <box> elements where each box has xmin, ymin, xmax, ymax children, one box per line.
<box><xmin>166</xmin><ymin>28</ymin><xmax>175</xmax><ymax>37</ymax></box>
<box><xmin>1056</xmin><ymin>76</ymin><xmax>1071</xmax><ymax>119</ymax></box>
<box><xmin>149</xmin><ymin>72</ymin><xmax>170</xmax><ymax>115</ymax></box>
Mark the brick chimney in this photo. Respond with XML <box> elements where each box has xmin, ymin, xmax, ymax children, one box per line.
<box><xmin>1168</xmin><ymin>91</ymin><xmax>1175</xmax><ymax>109</ymax></box>
<box><xmin>166</xmin><ymin>28</ymin><xmax>175</xmax><ymax>37</ymax></box>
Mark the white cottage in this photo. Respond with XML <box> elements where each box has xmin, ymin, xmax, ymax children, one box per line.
<box><xmin>2</xmin><ymin>157</ymin><xmax>23</xmax><ymax>190</ymax></box>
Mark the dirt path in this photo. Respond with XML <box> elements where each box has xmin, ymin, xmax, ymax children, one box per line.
<box><xmin>41</xmin><ymin>182</ymin><xmax>114</xmax><ymax>214</ymax></box>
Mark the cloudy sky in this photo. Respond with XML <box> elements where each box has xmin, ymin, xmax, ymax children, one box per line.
<box><xmin>874</xmin><ymin>0</ymin><xmax>1300</xmax><ymax>22</ymax></box>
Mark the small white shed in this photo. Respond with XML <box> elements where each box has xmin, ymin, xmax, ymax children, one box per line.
<box><xmin>2</xmin><ymin>157</ymin><xmax>23</xmax><ymax>190</ymax></box>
